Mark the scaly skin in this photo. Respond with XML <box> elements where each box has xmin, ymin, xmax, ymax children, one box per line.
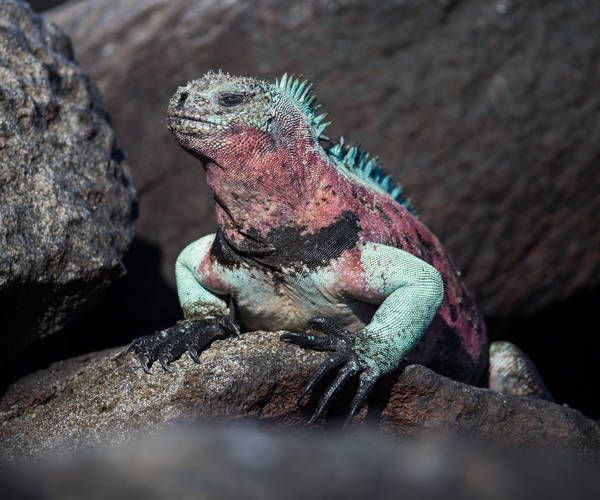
<box><xmin>127</xmin><ymin>72</ymin><xmax>552</xmax><ymax>422</ymax></box>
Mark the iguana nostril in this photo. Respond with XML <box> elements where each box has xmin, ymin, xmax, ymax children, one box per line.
<box><xmin>178</xmin><ymin>91</ymin><xmax>189</xmax><ymax>107</ymax></box>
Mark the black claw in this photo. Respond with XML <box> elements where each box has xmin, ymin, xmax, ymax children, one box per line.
<box><xmin>299</xmin><ymin>353</ymin><xmax>345</xmax><ymax>404</ymax></box>
<box><xmin>344</xmin><ymin>373</ymin><xmax>377</xmax><ymax>426</ymax></box>
<box><xmin>188</xmin><ymin>346</ymin><xmax>201</xmax><ymax>363</ymax></box>
<box><xmin>139</xmin><ymin>355</ymin><xmax>151</xmax><ymax>374</ymax></box>
<box><xmin>280</xmin><ymin>331</ymin><xmax>302</xmax><ymax>342</ymax></box>
<box><xmin>308</xmin><ymin>362</ymin><xmax>359</xmax><ymax>424</ymax></box>
<box><xmin>159</xmin><ymin>354</ymin><xmax>173</xmax><ymax>373</ymax></box>
<box><xmin>219</xmin><ymin>315</ymin><xmax>241</xmax><ymax>337</ymax></box>
<box><xmin>126</xmin><ymin>316</ymin><xmax>238</xmax><ymax>375</ymax></box>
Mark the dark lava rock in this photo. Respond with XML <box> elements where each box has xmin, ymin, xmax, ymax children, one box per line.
<box><xmin>1</xmin><ymin>332</ymin><xmax>598</xmax><ymax>461</ymax></box>
<box><xmin>49</xmin><ymin>0</ymin><xmax>600</xmax><ymax>318</ymax></box>
<box><xmin>2</xmin><ymin>425</ymin><xmax>600</xmax><ymax>500</ymax></box>
<box><xmin>0</xmin><ymin>0</ymin><xmax>136</xmax><ymax>360</ymax></box>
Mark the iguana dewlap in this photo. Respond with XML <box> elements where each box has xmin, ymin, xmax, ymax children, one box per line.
<box><xmin>128</xmin><ymin>72</ymin><xmax>552</xmax><ymax>422</ymax></box>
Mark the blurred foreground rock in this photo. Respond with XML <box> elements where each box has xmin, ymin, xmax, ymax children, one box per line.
<box><xmin>0</xmin><ymin>0</ymin><xmax>136</xmax><ymax>360</ymax></box>
<box><xmin>1</xmin><ymin>332</ymin><xmax>598</xmax><ymax>461</ymax></box>
<box><xmin>3</xmin><ymin>425</ymin><xmax>600</xmax><ymax>500</ymax></box>
<box><xmin>49</xmin><ymin>0</ymin><xmax>600</xmax><ymax>318</ymax></box>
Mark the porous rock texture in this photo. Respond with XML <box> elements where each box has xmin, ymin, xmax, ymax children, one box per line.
<box><xmin>49</xmin><ymin>0</ymin><xmax>600</xmax><ymax>317</ymax></box>
<box><xmin>0</xmin><ymin>0</ymin><xmax>136</xmax><ymax>360</ymax></box>
<box><xmin>1</xmin><ymin>332</ymin><xmax>598</xmax><ymax>461</ymax></box>
<box><xmin>3</xmin><ymin>426</ymin><xmax>600</xmax><ymax>500</ymax></box>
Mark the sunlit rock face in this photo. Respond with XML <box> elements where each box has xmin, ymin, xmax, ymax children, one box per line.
<box><xmin>0</xmin><ymin>0</ymin><xmax>136</xmax><ymax>360</ymax></box>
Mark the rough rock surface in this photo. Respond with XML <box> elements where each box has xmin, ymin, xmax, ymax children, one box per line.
<box><xmin>1</xmin><ymin>332</ymin><xmax>598</xmax><ymax>461</ymax></box>
<box><xmin>49</xmin><ymin>0</ymin><xmax>600</xmax><ymax>317</ymax></box>
<box><xmin>0</xmin><ymin>0</ymin><xmax>136</xmax><ymax>360</ymax></box>
<box><xmin>3</xmin><ymin>426</ymin><xmax>600</xmax><ymax>500</ymax></box>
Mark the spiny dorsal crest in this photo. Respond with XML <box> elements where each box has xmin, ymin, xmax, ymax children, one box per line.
<box><xmin>326</xmin><ymin>137</ymin><xmax>416</xmax><ymax>215</ymax></box>
<box><xmin>276</xmin><ymin>73</ymin><xmax>331</xmax><ymax>140</ymax></box>
<box><xmin>275</xmin><ymin>74</ymin><xmax>416</xmax><ymax>215</ymax></box>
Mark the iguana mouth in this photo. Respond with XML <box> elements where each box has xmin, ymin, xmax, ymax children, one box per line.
<box><xmin>167</xmin><ymin>115</ymin><xmax>225</xmax><ymax>135</ymax></box>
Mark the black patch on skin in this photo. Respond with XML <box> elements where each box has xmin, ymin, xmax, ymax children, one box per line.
<box><xmin>211</xmin><ymin>229</ymin><xmax>244</xmax><ymax>269</ymax></box>
<box><xmin>211</xmin><ymin>210</ymin><xmax>361</xmax><ymax>272</ymax></box>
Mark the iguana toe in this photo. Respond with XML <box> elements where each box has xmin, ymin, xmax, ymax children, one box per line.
<box><xmin>281</xmin><ymin>317</ymin><xmax>378</xmax><ymax>424</ymax></box>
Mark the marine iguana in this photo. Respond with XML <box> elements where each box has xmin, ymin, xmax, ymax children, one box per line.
<box><xmin>128</xmin><ymin>72</ymin><xmax>551</xmax><ymax>422</ymax></box>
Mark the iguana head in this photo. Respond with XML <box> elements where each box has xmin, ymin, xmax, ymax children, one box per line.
<box><xmin>166</xmin><ymin>71</ymin><xmax>339</xmax><ymax>235</ymax></box>
<box><xmin>167</xmin><ymin>71</ymin><xmax>328</xmax><ymax>169</ymax></box>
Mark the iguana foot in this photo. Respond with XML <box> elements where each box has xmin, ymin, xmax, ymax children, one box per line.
<box><xmin>126</xmin><ymin>316</ymin><xmax>239</xmax><ymax>373</ymax></box>
<box><xmin>281</xmin><ymin>316</ymin><xmax>379</xmax><ymax>424</ymax></box>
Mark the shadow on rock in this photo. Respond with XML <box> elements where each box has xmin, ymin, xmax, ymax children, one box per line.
<box><xmin>487</xmin><ymin>288</ymin><xmax>600</xmax><ymax>419</ymax></box>
<box><xmin>0</xmin><ymin>238</ymin><xmax>180</xmax><ymax>395</ymax></box>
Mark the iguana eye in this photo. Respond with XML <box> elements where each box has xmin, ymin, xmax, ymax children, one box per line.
<box><xmin>218</xmin><ymin>92</ymin><xmax>245</xmax><ymax>107</ymax></box>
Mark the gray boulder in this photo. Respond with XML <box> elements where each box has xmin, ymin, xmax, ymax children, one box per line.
<box><xmin>49</xmin><ymin>0</ymin><xmax>600</xmax><ymax>318</ymax></box>
<box><xmin>3</xmin><ymin>425</ymin><xmax>600</xmax><ymax>500</ymax></box>
<box><xmin>0</xmin><ymin>0</ymin><xmax>136</xmax><ymax>360</ymax></box>
<box><xmin>1</xmin><ymin>332</ymin><xmax>598</xmax><ymax>461</ymax></box>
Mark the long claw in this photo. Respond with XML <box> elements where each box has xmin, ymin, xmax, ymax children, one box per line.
<box><xmin>229</xmin><ymin>319</ymin><xmax>241</xmax><ymax>337</ymax></box>
<box><xmin>188</xmin><ymin>346</ymin><xmax>201</xmax><ymax>363</ymax></box>
<box><xmin>344</xmin><ymin>372</ymin><xmax>377</xmax><ymax>426</ymax></box>
<box><xmin>280</xmin><ymin>331</ymin><xmax>304</xmax><ymax>342</ymax></box>
<box><xmin>159</xmin><ymin>354</ymin><xmax>173</xmax><ymax>373</ymax></box>
<box><xmin>299</xmin><ymin>353</ymin><xmax>345</xmax><ymax>404</ymax></box>
<box><xmin>219</xmin><ymin>315</ymin><xmax>241</xmax><ymax>337</ymax></box>
<box><xmin>308</xmin><ymin>362</ymin><xmax>359</xmax><ymax>424</ymax></box>
<box><xmin>140</xmin><ymin>355</ymin><xmax>151</xmax><ymax>374</ymax></box>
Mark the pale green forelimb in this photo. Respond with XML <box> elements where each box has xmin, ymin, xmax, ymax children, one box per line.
<box><xmin>355</xmin><ymin>242</ymin><xmax>444</xmax><ymax>373</ymax></box>
<box><xmin>175</xmin><ymin>234</ymin><xmax>228</xmax><ymax>319</ymax></box>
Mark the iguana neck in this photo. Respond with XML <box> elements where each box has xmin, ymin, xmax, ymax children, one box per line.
<box><xmin>206</xmin><ymin>134</ymin><xmax>346</xmax><ymax>249</ymax></box>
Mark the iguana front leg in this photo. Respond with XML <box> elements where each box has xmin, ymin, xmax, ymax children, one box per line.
<box><xmin>127</xmin><ymin>234</ymin><xmax>238</xmax><ymax>372</ymax></box>
<box><xmin>282</xmin><ymin>242</ymin><xmax>444</xmax><ymax>422</ymax></box>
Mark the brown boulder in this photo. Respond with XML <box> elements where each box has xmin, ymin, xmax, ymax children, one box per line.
<box><xmin>1</xmin><ymin>332</ymin><xmax>598</xmax><ymax>461</ymax></box>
